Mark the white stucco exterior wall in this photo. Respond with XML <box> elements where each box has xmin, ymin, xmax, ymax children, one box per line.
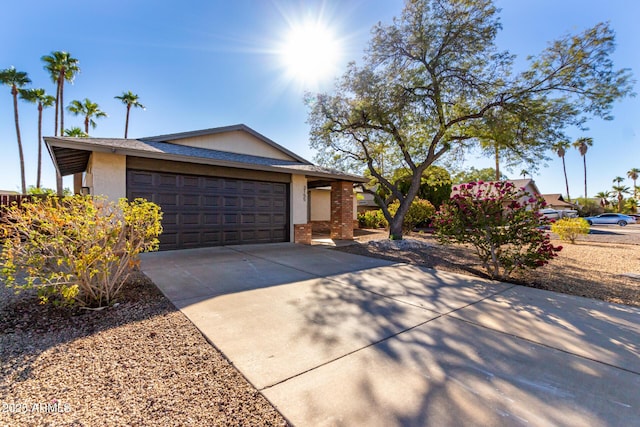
<box><xmin>85</xmin><ymin>152</ymin><xmax>126</xmax><ymax>200</ymax></box>
<box><xmin>309</xmin><ymin>189</ymin><xmax>331</xmax><ymax>221</ymax></box>
<box><xmin>291</xmin><ymin>174</ymin><xmax>308</xmax><ymax>226</ymax></box>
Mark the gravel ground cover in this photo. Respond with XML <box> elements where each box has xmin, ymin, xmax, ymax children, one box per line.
<box><xmin>0</xmin><ymin>272</ymin><xmax>289</xmax><ymax>427</ymax></box>
<box><xmin>338</xmin><ymin>227</ymin><xmax>640</xmax><ymax>307</ymax></box>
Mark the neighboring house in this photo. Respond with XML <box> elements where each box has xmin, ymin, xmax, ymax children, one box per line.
<box><xmin>44</xmin><ymin>124</ymin><xmax>366</xmax><ymax>250</ymax></box>
<box><xmin>541</xmin><ymin>194</ymin><xmax>577</xmax><ymax>211</ymax></box>
<box><xmin>451</xmin><ymin>179</ymin><xmax>542</xmax><ymax>209</ymax></box>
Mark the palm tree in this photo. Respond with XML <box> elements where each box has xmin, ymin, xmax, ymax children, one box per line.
<box><xmin>611</xmin><ymin>184</ymin><xmax>630</xmax><ymax>213</ymax></box>
<box><xmin>63</xmin><ymin>127</ymin><xmax>89</xmax><ymax>137</ymax></box>
<box><xmin>0</xmin><ymin>67</ymin><xmax>31</xmax><ymax>194</ymax></box>
<box><xmin>595</xmin><ymin>191</ymin><xmax>613</xmax><ymax>208</ymax></box>
<box><xmin>627</xmin><ymin>168</ymin><xmax>640</xmax><ymax>199</ymax></box>
<box><xmin>114</xmin><ymin>91</ymin><xmax>145</xmax><ymax>138</ymax></box>
<box><xmin>552</xmin><ymin>140</ymin><xmax>571</xmax><ymax>202</ymax></box>
<box><xmin>19</xmin><ymin>88</ymin><xmax>55</xmax><ymax>189</ymax></box>
<box><xmin>67</xmin><ymin>98</ymin><xmax>107</xmax><ymax>134</ymax></box>
<box><xmin>572</xmin><ymin>137</ymin><xmax>593</xmax><ymax>198</ymax></box>
<box><xmin>42</xmin><ymin>51</ymin><xmax>80</xmax><ymax>195</ymax></box>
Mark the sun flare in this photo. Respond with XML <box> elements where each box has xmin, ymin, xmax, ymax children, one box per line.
<box><xmin>279</xmin><ymin>20</ymin><xmax>342</xmax><ymax>89</ymax></box>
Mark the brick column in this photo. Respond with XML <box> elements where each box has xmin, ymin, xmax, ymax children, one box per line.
<box><xmin>294</xmin><ymin>223</ymin><xmax>312</xmax><ymax>245</ymax></box>
<box><xmin>330</xmin><ymin>181</ymin><xmax>354</xmax><ymax>240</ymax></box>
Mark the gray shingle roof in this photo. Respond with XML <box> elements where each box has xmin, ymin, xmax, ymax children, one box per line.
<box><xmin>44</xmin><ymin>136</ymin><xmax>367</xmax><ymax>183</ymax></box>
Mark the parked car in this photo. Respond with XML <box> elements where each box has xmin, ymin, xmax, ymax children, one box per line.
<box><xmin>538</xmin><ymin>209</ymin><xmax>578</xmax><ymax>220</ymax></box>
<box><xmin>583</xmin><ymin>213</ymin><xmax>637</xmax><ymax>226</ymax></box>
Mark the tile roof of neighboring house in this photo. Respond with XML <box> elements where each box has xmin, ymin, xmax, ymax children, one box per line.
<box><xmin>44</xmin><ymin>136</ymin><xmax>367</xmax><ymax>183</ymax></box>
<box><xmin>542</xmin><ymin>193</ymin><xmax>576</xmax><ymax>208</ymax></box>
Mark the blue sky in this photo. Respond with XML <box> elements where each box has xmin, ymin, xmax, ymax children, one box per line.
<box><xmin>1</xmin><ymin>0</ymin><xmax>638</xmax><ymax>198</ymax></box>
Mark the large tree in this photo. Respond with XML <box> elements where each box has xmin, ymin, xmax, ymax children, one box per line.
<box><xmin>0</xmin><ymin>67</ymin><xmax>31</xmax><ymax>194</ymax></box>
<box><xmin>308</xmin><ymin>0</ymin><xmax>633</xmax><ymax>239</ymax></box>
<box><xmin>114</xmin><ymin>91</ymin><xmax>145</xmax><ymax>138</ymax></box>
<box><xmin>68</xmin><ymin>98</ymin><xmax>107</xmax><ymax>134</ymax></box>
<box><xmin>573</xmin><ymin>137</ymin><xmax>593</xmax><ymax>198</ymax></box>
<box><xmin>19</xmin><ymin>88</ymin><xmax>56</xmax><ymax>189</ymax></box>
<box><xmin>42</xmin><ymin>51</ymin><xmax>80</xmax><ymax>195</ymax></box>
<box><xmin>552</xmin><ymin>140</ymin><xmax>572</xmax><ymax>202</ymax></box>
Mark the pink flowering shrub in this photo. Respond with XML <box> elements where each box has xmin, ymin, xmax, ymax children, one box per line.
<box><xmin>433</xmin><ymin>181</ymin><xmax>562</xmax><ymax>280</ymax></box>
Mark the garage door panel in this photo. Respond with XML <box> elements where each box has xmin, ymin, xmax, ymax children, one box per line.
<box><xmin>127</xmin><ymin>169</ymin><xmax>289</xmax><ymax>250</ymax></box>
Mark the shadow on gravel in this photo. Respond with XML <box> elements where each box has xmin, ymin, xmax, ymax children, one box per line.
<box><xmin>0</xmin><ymin>271</ymin><xmax>176</xmax><ymax>387</ymax></box>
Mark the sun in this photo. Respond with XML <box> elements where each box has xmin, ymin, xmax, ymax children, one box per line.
<box><xmin>279</xmin><ymin>20</ymin><xmax>342</xmax><ymax>89</ymax></box>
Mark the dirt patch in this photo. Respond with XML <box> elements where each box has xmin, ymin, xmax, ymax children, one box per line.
<box><xmin>337</xmin><ymin>229</ymin><xmax>640</xmax><ymax>307</ymax></box>
<box><xmin>0</xmin><ymin>272</ymin><xmax>289</xmax><ymax>427</ymax></box>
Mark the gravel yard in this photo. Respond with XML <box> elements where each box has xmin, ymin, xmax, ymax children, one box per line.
<box><xmin>0</xmin><ymin>273</ymin><xmax>289</xmax><ymax>427</ymax></box>
<box><xmin>338</xmin><ymin>227</ymin><xmax>640</xmax><ymax>307</ymax></box>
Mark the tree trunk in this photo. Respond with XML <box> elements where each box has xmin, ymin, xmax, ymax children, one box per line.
<box><xmin>37</xmin><ymin>102</ymin><xmax>43</xmax><ymax>188</ymax></box>
<box><xmin>84</xmin><ymin>116</ymin><xmax>89</xmax><ymax>134</ymax></box>
<box><xmin>60</xmin><ymin>77</ymin><xmax>65</xmax><ymax>135</ymax></box>
<box><xmin>583</xmin><ymin>155</ymin><xmax>587</xmax><ymax>199</ymax></box>
<box><xmin>54</xmin><ymin>78</ymin><xmax>61</xmax><ymax>136</ymax></box>
<box><xmin>124</xmin><ymin>104</ymin><xmax>131</xmax><ymax>138</ymax></box>
<box><xmin>561</xmin><ymin>156</ymin><xmax>570</xmax><ymax>202</ymax></box>
<box><xmin>388</xmin><ymin>215</ymin><xmax>404</xmax><ymax>240</ymax></box>
<box><xmin>618</xmin><ymin>194</ymin><xmax>623</xmax><ymax>213</ymax></box>
<box><xmin>11</xmin><ymin>86</ymin><xmax>26</xmax><ymax>194</ymax></box>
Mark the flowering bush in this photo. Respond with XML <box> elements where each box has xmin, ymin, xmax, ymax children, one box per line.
<box><xmin>388</xmin><ymin>198</ymin><xmax>435</xmax><ymax>231</ymax></box>
<box><xmin>551</xmin><ymin>217</ymin><xmax>590</xmax><ymax>244</ymax></box>
<box><xmin>1</xmin><ymin>195</ymin><xmax>162</xmax><ymax>307</ymax></box>
<box><xmin>433</xmin><ymin>181</ymin><xmax>562</xmax><ymax>280</ymax></box>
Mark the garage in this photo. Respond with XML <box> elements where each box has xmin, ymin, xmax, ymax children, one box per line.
<box><xmin>127</xmin><ymin>169</ymin><xmax>289</xmax><ymax>250</ymax></box>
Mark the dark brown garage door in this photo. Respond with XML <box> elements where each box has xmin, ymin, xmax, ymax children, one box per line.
<box><xmin>127</xmin><ymin>170</ymin><xmax>289</xmax><ymax>250</ymax></box>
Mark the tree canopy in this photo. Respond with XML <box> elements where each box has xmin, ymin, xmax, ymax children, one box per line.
<box><xmin>307</xmin><ymin>0</ymin><xmax>634</xmax><ymax>239</ymax></box>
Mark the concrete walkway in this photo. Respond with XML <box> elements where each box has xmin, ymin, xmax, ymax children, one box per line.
<box><xmin>141</xmin><ymin>243</ymin><xmax>640</xmax><ymax>426</ymax></box>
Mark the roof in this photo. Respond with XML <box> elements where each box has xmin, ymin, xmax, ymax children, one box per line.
<box><xmin>44</xmin><ymin>135</ymin><xmax>366</xmax><ymax>183</ymax></box>
<box><xmin>140</xmin><ymin>124</ymin><xmax>311</xmax><ymax>165</ymax></box>
<box><xmin>451</xmin><ymin>179</ymin><xmax>542</xmax><ymax>197</ymax></box>
<box><xmin>542</xmin><ymin>193</ymin><xmax>576</xmax><ymax>208</ymax></box>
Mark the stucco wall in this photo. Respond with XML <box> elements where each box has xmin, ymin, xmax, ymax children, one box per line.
<box><xmin>291</xmin><ymin>174</ymin><xmax>308</xmax><ymax>227</ymax></box>
<box><xmin>309</xmin><ymin>189</ymin><xmax>331</xmax><ymax>221</ymax></box>
<box><xmin>167</xmin><ymin>131</ymin><xmax>296</xmax><ymax>161</ymax></box>
<box><xmin>85</xmin><ymin>152</ymin><xmax>126</xmax><ymax>200</ymax></box>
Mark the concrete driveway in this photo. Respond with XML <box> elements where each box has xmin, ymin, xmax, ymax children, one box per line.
<box><xmin>141</xmin><ymin>243</ymin><xmax>640</xmax><ymax>426</ymax></box>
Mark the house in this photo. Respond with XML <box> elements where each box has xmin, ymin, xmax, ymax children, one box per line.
<box><xmin>451</xmin><ymin>179</ymin><xmax>542</xmax><ymax>209</ymax></box>
<box><xmin>541</xmin><ymin>194</ymin><xmax>577</xmax><ymax>211</ymax></box>
<box><xmin>44</xmin><ymin>124</ymin><xmax>366</xmax><ymax>250</ymax></box>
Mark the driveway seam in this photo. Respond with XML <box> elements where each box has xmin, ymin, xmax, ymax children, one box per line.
<box><xmin>259</xmin><ymin>279</ymin><xmax>518</xmax><ymax>392</ymax></box>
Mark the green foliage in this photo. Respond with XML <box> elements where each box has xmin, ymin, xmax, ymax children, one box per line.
<box><xmin>357</xmin><ymin>209</ymin><xmax>388</xmax><ymax>229</ymax></box>
<box><xmin>1</xmin><ymin>195</ymin><xmax>163</xmax><ymax>307</ymax></box>
<box><xmin>575</xmin><ymin>197</ymin><xmax>603</xmax><ymax>216</ymax></box>
<box><xmin>376</xmin><ymin>166</ymin><xmax>452</xmax><ymax>209</ymax></box>
<box><xmin>388</xmin><ymin>198</ymin><xmax>435</xmax><ymax>231</ymax></box>
<box><xmin>551</xmin><ymin>218</ymin><xmax>590</xmax><ymax>244</ymax></box>
<box><xmin>307</xmin><ymin>0</ymin><xmax>632</xmax><ymax>240</ymax></box>
<box><xmin>452</xmin><ymin>167</ymin><xmax>507</xmax><ymax>184</ymax></box>
<box><xmin>25</xmin><ymin>185</ymin><xmax>71</xmax><ymax>196</ymax></box>
<box><xmin>433</xmin><ymin>181</ymin><xmax>561</xmax><ymax>280</ymax></box>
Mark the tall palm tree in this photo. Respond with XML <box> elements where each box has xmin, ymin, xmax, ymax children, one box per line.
<box><xmin>552</xmin><ymin>140</ymin><xmax>571</xmax><ymax>202</ymax></box>
<box><xmin>63</xmin><ymin>127</ymin><xmax>89</xmax><ymax>137</ymax></box>
<box><xmin>114</xmin><ymin>91</ymin><xmax>145</xmax><ymax>138</ymax></box>
<box><xmin>611</xmin><ymin>183</ymin><xmax>630</xmax><ymax>213</ymax></box>
<box><xmin>627</xmin><ymin>168</ymin><xmax>640</xmax><ymax>199</ymax></box>
<box><xmin>572</xmin><ymin>137</ymin><xmax>593</xmax><ymax>199</ymax></box>
<box><xmin>19</xmin><ymin>88</ymin><xmax>56</xmax><ymax>189</ymax></box>
<box><xmin>67</xmin><ymin>98</ymin><xmax>107</xmax><ymax>134</ymax></box>
<box><xmin>595</xmin><ymin>191</ymin><xmax>613</xmax><ymax>208</ymax></box>
<box><xmin>42</xmin><ymin>51</ymin><xmax>80</xmax><ymax>195</ymax></box>
<box><xmin>0</xmin><ymin>67</ymin><xmax>31</xmax><ymax>194</ymax></box>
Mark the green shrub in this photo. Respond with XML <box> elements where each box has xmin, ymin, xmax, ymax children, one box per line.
<box><xmin>433</xmin><ymin>181</ymin><xmax>562</xmax><ymax>280</ymax></box>
<box><xmin>1</xmin><ymin>195</ymin><xmax>162</xmax><ymax>307</ymax></box>
<box><xmin>551</xmin><ymin>217</ymin><xmax>590</xmax><ymax>244</ymax></box>
<box><xmin>358</xmin><ymin>209</ymin><xmax>388</xmax><ymax>229</ymax></box>
<box><xmin>388</xmin><ymin>198</ymin><xmax>436</xmax><ymax>231</ymax></box>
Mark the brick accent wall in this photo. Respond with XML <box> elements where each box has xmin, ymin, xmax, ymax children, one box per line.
<box><xmin>294</xmin><ymin>223</ymin><xmax>312</xmax><ymax>245</ymax></box>
<box><xmin>330</xmin><ymin>181</ymin><xmax>354</xmax><ymax>240</ymax></box>
<box><xmin>311</xmin><ymin>220</ymin><xmax>331</xmax><ymax>233</ymax></box>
